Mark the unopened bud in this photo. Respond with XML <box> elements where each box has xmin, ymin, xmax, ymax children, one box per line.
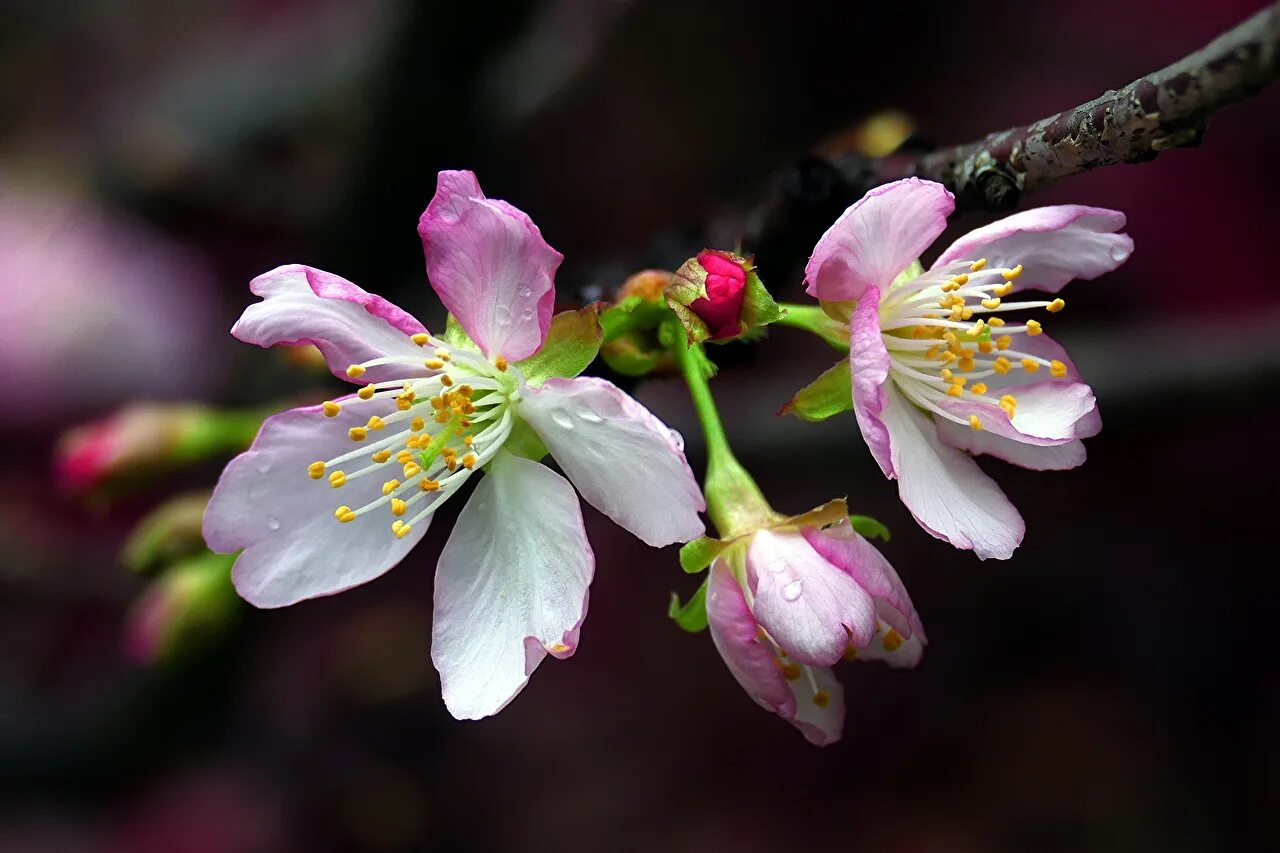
<box><xmin>121</xmin><ymin>491</ymin><xmax>212</xmax><ymax>573</ymax></box>
<box><xmin>123</xmin><ymin>551</ymin><xmax>239</xmax><ymax>665</ymax></box>
<box><xmin>666</xmin><ymin>250</ymin><xmax>783</xmax><ymax>344</ymax></box>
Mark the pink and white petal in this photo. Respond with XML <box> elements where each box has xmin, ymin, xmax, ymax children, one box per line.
<box><xmin>517</xmin><ymin>377</ymin><xmax>705</xmax><ymax>547</ymax></box>
<box><xmin>966</xmin><ymin>333</ymin><xmax>1101</xmax><ymax>438</ymax></box>
<box><xmin>857</xmin><ymin>624</ymin><xmax>926</xmax><ymax>669</ymax></box>
<box><xmin>942</xmin><ymin>381</ymin><xmax>1096</xmax><ymax>445</ymax></box>
<box><xmin>805</xmin><ymin>178</ymin><xmax>954</xmax><ymax>302</ymax></box>
<box><xmin>786</xmin><ymin>663</ymin><xmax>846</xmax><ymax>747</ymax></box>
<box><xmin>935</xmin><ymin>420</ymin><xmax>1087</xmax><ymax>471</ymax></box>
<box><xmin>747</xmin><ymin>529</ymin><xmax>877</xmax><ymax>666</ymax></box>
<box><xmin>880</xmin><ymin>384</ymin><xmax>1024</xmax><ymax>559</ymax></box>
<box><xmin>418</xmin><ymin>170</ymin><xmax>562</xmax><ymax>362</ymax></box>
<box><xmin>932</xmin><ymin>206</ymin><xmax>1132</xmax><ymax>293</ymax></box>
<box><xmin>431</xmin><ymin>451</ymin><xmax>593</xmax><ymax>720</ymax></box>
<box><xmin>706</xmin><ymin>560</ymin><xmax>796</xmax><ymax>718</ymax></box>
<box><xmin>233</xmin><ymin>265</ymin><xmax>429</xmax><ymax>383</ymax></box>
<box><xmin>203</xmin><ymin>403</ymin><xmax>431</xmax><ymax>608</ymax></box>
<box><xmin>850</xmin><ymin>287</ymin><xmax>894</xmax><ymax>477</ymax></box>
<box><xmin>802</xmin><ymin>521</ymin><xmax>922</xmax><ymax>640</ymax></box>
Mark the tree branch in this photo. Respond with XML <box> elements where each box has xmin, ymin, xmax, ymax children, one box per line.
<box><xmin>896</xmin><ymin>3</ymin><xmax>1280</xmax><ymax>210</ymax></box>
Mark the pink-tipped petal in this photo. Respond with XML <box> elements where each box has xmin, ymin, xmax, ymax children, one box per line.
<box><xmin>419</xmin><ymin>170</ymin><xmax>562</xmax><ymax>362</ymax></box>
<box><xmin>747</xmin><ymin>530</ymin><xmax>878</xmax><ymax>666</ymax></box>
<box><xmin>935</xmin><ymin>423</ymin><xmax>1087</xmax><ymax>471</ymax></box>
<box><xmin>706</xmin><ymin>561</ymin><xmax>796</xmax><ymax>718</ymax></box>
<box><xmin>203</xmin><ymin>403</ymin><xmax>431</xmax><ymax>608</ymax></box>
<box><xmin>518</xmin><ymin>377</ymin><xmax>705</xmax><ymax>547</ymax></box>
<box><xmin>233</xmin><ymin>265</ymin><xmax>428</xmax><ymax>383</ymax></box>
<box><xmin>803</xmin><ymin>520</ymin><xmax>923</xmax><ymax>643</ymax></box>
<box><xmin>849</xmin><ymin>287</ymin><xmax>894</xmax><ymax>477</ymax></box>
<box><xmin>932</xmin><ymin>206</ymin><xmax>1132</xmax><ymax>293</ymax></box>
<box><xmin>787</xmin><ymin>663</ymin><xmax>845</xmax><ymax>747</ymax></box>
<box><xmin>431</xmin><ymin>451</ymin><xmax>593</xmax><ymax>720</ymax></box>
<box><xmin>805</xmin><ymin>178</ymin><xmax>954</xmax><ymax>302</ymax></box>
<box><xmin>941</xmin><ymin>381</ymin><xmax>1097</xmax><ymax>446</ymax></box>
<box><xmin>880</xmin><ymin>385</ymin><xmax>1024</xmax><ymax>559</ymax></box>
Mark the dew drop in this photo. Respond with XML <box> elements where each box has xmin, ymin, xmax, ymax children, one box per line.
<box><xmin>266</xmin><ymin>515</ymin><xmax>281</xmax><ymax>531</ymax></box>
<box><xmin>493</xmin><ymin>305</ymin><xmax>512</xmax><ymax>326</ymax></box>
<box><xmin>550</xmin><ymin>410</ymin><xmax>574</xmax><ymax>430</ymax></box>
<box><xmin>1110</xmin><ymin>245</ymin><xmax>1129</xmax><ymax>263</ymax></box>
<box><xmin>516</xmin><ymin>284</ymin><xmax>532</xmax><ymax>298</ymax></box>
<box><xmin>520</xmin><ymin>309</ymin><xmax>534</xmax><ymax>322</ymax></box>
<box><xmin>255</xmin><ymin>459</ymin><xmax>272</xmax><ymax>474</ymax></box>
<box><xmin>781</xmin><ymin>579</ymin><xmax>804</xmax><ymax>601</ymax></box>
<box><xmin>577</xmin><ymin>411</ymin><xmax>603</xmax><ymax>424</ymax></box>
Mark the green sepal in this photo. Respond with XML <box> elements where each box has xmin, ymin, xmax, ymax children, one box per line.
<box><xmin>122</xmin><ymin>491</ymin><xmax>212</xmax><ymax>574</ymax></box>
<box><xmin>679</xmin><ymin>536</ymin><xmax>727</xmax><ymax>574</ymax></box>
<box><xmin>848</xmin><ymin>514</ymin><xmax>891</xmax><ymax>542</ymax></box>
<box><xmin>140</xmin><ymin>550</ymin><xmax>241</xmax><ymax>664</ymax></box>
<box><xmin>599</xmin><ymin>296</ymin><xmax>670</xmax><ymax>342</ymax></box>
<box><xmin>668</xmin><ymin>577</ymin><xmax>709</xmax><ymax>633</ymax></box>
<box><xmin>502</xmin><ymin>418</ymin><xmax>550</xmax><ymax>462</ymax></box>
<box><xmin>738</xmin><ymin>267</ymin><xmax>785</xmax><ymax>338</ymax></box>
<box><xmin>442</xmin><ymin>314</ymin><xmax>481</xmax><ymax>352</ymax></box>
<box><xmin>600</xmin><ymin>332</ymin><xmax>668</xmax><ymax>376</ymax></box>
<box><xmin>514</xmin><ymin>304</ymin><xmax>604</xmax><ymax>386</ymax></box>
<box><xmin>780</xmin><ymin>360</ymin><xmax>852</xmax><ymax>422</ymax></box>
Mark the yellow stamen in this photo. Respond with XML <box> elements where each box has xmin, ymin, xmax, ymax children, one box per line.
<box><xmin>970</xmin><ymin>382</ymin><xmax>988</xmax><ymax>395</ymax></box>
<box><xmin>994</xmin><ymin>282</ymin><xmax>1014</xmax><ymax>297</ymax></box>
<box><xmin>1002</xmin><ymin>264</ymin><xmax>1023</xmax><ymax>281</ymax></box>
<box><xmin>396</xmin><ymin>398</ymin><xmax>412</xmax><ymax>411</ymax></box>
<box><xmin>393</xmin><ymin>521</ymin><xmax>412</xmax><ymax>539</ymax></box>
<box><xmin>390</xmin><ymin>498</ymin><xmax>407</xmax><ymax>517</ymax></box>
<box><xmin>462</xmin><ymin>453</ymin><xmax>477</xmax><ymax>469</ymax></box>
<box><xmin>440</xmin><ymin>374</ymin><xmax>454</xmax><ymax>387</ymax></box>
<box><xmin>812</xmin><ymin>691</ymin><xmax>831</xmax><ymax>708</ymax></box>
<box><xmin>957</xmin><ymin>357</ymin><xmax>977</xmax><ymax>372</ymax></box>
<box><xmin>420</xmin><ymin>479</ymin><xmax>440</xmax><ymax>492</ymax></box>
<box><xmin>403</xmin><ymin>462</ymin><xmax>422</xmax><ymax>478</ymax></box>
<box><xmin>1050</xmin><ymin>360</ymin><xmax>1068</xmax><ymax>378</ymax></box>
<box><xmin>981</xmin><ymin>297</ymin><xmax>1001</xmax><ymax>309</ymax></box>
<box><xmin>970</xmin><ymin>258</ymin><xmax>987</xmax><ymax>271</ymax></box>
<box><xmin>1021</xmin><ymin>358</ymin><xmax>1041</xmax><ymax>373</ymax></box>
<box><xmin>424</xmin><ymin>359</ymin><xmax>445</xmax><ymax>370</ymax></box>
<box><xmin>410</xmin><ymin>416</ymin><xmax>425</xmax><ymax>432</ymax></box>
<box><xmin>946</xmin><ymin>385</ymin><xmax>964</xmax><ymax>397</ymax></box>
<box><xmin>993</xmin><ymin>356</ymin><xmax>1012</xmax><ymax>375</ymax></box>
<box><xmin>1047</xmin><ymin>298</ymin><xmax>1065</xmax><ymax>313</ymax></box>
<box><xmin>322</xmin><ymin>401</ymin><xmax>341</xmax><ymax>417</ymax></box>
<box><xmin>329</xmin><ymin>471</ymin><xmax>346</xmax><ymax>488</ymax></box>
<box><xmin>411</xmin><ymin>333</ymin><xmax>429</xmax><ymax>346</ymax></box>
<box><xmin>435</xmin><ymin>349</ymin><xmax>450</xmax><ymax>361</ymax></box>
<box><xmin>1026</xmin><ymin>319</ymin><xmax>1043</xmax><ymax>336</ymax></box>
<box><xmin>495</xmin><ymin>355</ymin><xmax>508</xmax><ymax>372</ymax></box>
<box><xmin>346</xmin><ymin>364</ymin><xmax>366</xmax><ymax>378</ymax></box>
<box><xmin>308</xmin><ymin>461</ymin><xmax>326</xmax><ymax>480</ymax></box>
<box><xmin>348</xmin><ymin>427</ymin><xmax>368</xmax><ymax>442</ymax></box>
<box><xmin>999</xmin><ymin>395</ymin><xmax>1018</xmax><ymax>417</ymax></box>
<box><xmin>842</xmin><ymin>645</ymin><xmax>859</xmax><ymax>662</ymax></box>
<box><xmin>996</xmin><ymin>335</ymin><xmax>1013</xmax><ymax>350</ymax></box>
<box><xmin>952</xmin><ymin>273</ymin><xmax>969</xmax><ymax>286</ymax></box>
<box><xmin>987</xmin><ymin>316</ymin><xmax>1005</xmax><ymax>327</ymax></box>
<box><xmin>367</xmin><ymin>416</ymin><xmax>385</xmax><ymax>431</ymax></box>
<box><xmin>381</xmin><ymin>479</ymin><xmax>400</xmax><ymax>496</ymax></box>
<box><xmin>781</xmin><ymin>662</ymin><xmax>801</xmax><ymax>680</ymax></box>
<box><xmin>978</xmin><ymin>341</ymin><xmax>994</xmax><ymax>354</ymax></box>
<box><xmin>372</xmin><ymin>449</ymin><xmax>392</xmax><ymax>464</ymax></box>
<box><xmin>395</xmin><ymin>450</ymin><xmax>413</xmax><ymax>464</ymax></box>
<box><xmin>968</xmin><ymin>414</ymin><xmax>983</xmax><ymax>431</ymax></box>
<box><xmin>463</xmin><ymin>435</ymin><xmax>475</xmax><ymax>446</ymax></box>
<box><xmin>883</xmin><ymin>628</ymin><xmax>904</xmax><ymax>652</ymax></box>
<box><xmin>335</xmin><ymin>505</ymin><xmax>356</xmax><ymax>523</ymax></box>
<box><xmin>357</xmin><ymin>384</ymin><xmax>376</xmax><ymax>400</ymax></box>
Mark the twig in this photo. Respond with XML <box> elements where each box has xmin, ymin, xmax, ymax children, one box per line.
<box><xmin>896</xmin><ymin>4</ymin><xmax>1280</xmax><ymax>210</ymax></box>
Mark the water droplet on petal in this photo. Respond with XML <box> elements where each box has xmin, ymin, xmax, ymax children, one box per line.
<box><xmin>781</xmin><ymin>579</ymin><xmax>803</xmax><ymax>601</ymax></box>
<box><xmin>266</xmin><ymin>515</ymin><xmax>280</xmax><ymax>531</ymax></box>
<box><xmin>520</xmin><ymin>309</ymin><xmax>534</xmax><ymax>322</ymax></box>
<box><xmin>1110</xmin><ymin>245</ymin><xmax>1129</xmax><ymax>263</ymax></box>
<box><xmin>516</xmin><ymin>284</ymin><xmax>532</xmax><ymax>298</ymax></box>
<box><xmin>577</xmin><ymin>411</ymin><xmax>603</xmax><ymax>424</ymax></box>
<box><xmin>550</xmin><ymin>410</ymin><xmax>574</xmax><ymax>430</ymax></box>
<box><xmin>493</xmin><ymin>305</ymin><xmax>512</xmax><ymax>326</ymax></box>
<box><xmin>256</xmin><ymin>459</ymin><xmax>272</xmax><ymax>474</ymax></box>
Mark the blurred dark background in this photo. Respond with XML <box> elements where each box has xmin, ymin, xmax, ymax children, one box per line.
<box><xmin>2</xmin><ymin>1</ymin><xmax>1278</xmax><ymax>850</ymax></box>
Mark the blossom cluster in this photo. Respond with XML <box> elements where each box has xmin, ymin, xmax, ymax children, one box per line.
<box><xmin>203</xmin><ymin>170</ymin><xmax>1131</xmax><ymax>743</ymax></box>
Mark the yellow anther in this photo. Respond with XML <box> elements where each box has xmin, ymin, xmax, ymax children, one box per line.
<box><xmin>981</xmin><ymin>297</ymin><xmax>1001</xmax><ymax>310</ymax></box>
<box><xmin>925</xmin><ymin>345</ymin><xmax>942</xmax><ymax>359</ymax></box>
<box><xmin>952</xmin><ymin>273</ymin><xmax>969</xmax><ymax>286</ymax></box>
<box><xmin>348</xmin><ymin>427</ymin><xmax>368</xmax><ymax>442</ymax></box>
<box><xmin>978</xmin><ymin>340</ymin><xmax>994</xmax><ymax>354</ymax></box>
<box><xmin>842</xmin><ymin>645</ymin><xmax>859</xmax><ymax>662</ymax></box>
<box><xmin>396</xmin><ymin>398</ymin><xmax>413</xmax><ymax>411</ymax></box>
<box><xmin>994</xmin><ymin>282</ymin><xmax>1014</xmax><ymax>297</ymax></box>
<box><xmin>390</xmin><ymin>498</ymin><xmax>407</xmax><ymax>517</ymax></box>
<box><xmin>329</xmin><ymin>471</ymin><xmax>347</xmax><ymax>488</ymax></box>
<box><xmin>405</xmin><ymin>435</ymin><xmax>420</xmax><ymax>450</ymax></box>
<box><xmin>367</xmin><ymin>415</ymin><xmax>385</xmax><ymax>431</ymax></box>
<box><xmin>1002</xmin><ymin>264</ymin><xmax>1024</xmax><ymax>281</ymax></box>
<box><xmin>968</xmin><ymin>414</ymin><xmax>983</xmax><ymax>431</ymax></box>
<box><xmin>322</xmin><ymin>401</ymin><xmax>341</xmax><ymax>417</ymax></box>
<box><xmin>429</xmin><ymin>396</ymin><xmax>445</xmax><ymax>410</ymax></box>
<box><xmin>411</xmin><ymin>333</ymin><xmax>429</xmax><ymax>346</ymax></box>
<box><xmin>949</xmin><ymin>306</ymin><xmax>964</xmax><ymax>321</ymax></box>
<box><xmin>994</xmin><ymin>356</ymin><xmax>1012</xmax><ymax>375</ymax></box>
<box><xmin>396</xmin><ymin>450</ymin><xmax>413</xmax><ymax>464</ymax></box>
<box><xmin>999</xmin><ymin>395</ymin><xmax>1018</xmax><ymax>417</ymax></box>
<box><xmin>420</xmin><ymin>479</ymin><xmax>440</xmax><ymax>492</ymax></box>
<box><xmin>883</xmin><ymin>628</ymin><xmax>904</xmax><ymax>652</ymax></box>
<box><xmin>987</xmin><ymin>316</ymin><xmax>1006</xmax><ymax>327</ymax></box>
<box><xmin>463</xmin><ymin>435</ymin><xmax>475</xmax><ymax>446</ymax></box>
<box><xmin>308</xmin><ymin>461</ymin><xmax>326</xmax><ymax>479</ymax></box>
<box><xmin>968</xmin><ymin>320</ymin><xmax>986</xmax><ymax>336</ymax></box>
<box><xmin>1047</xmin><ymin>298</ymin><xmax>1065</xmax><ymax>313</ymax></box>
<box><xmin>334</xmin><ymin>505</ymin><xmax>356</xmax><ymax>523</ymax></box>
<box><xmin>1026</xmin><ymin>319</ymin><xmax>1043</xmax><ymax>336</ymax></box>
<box><xmin>381</xmin><ymin>479</ymin><xmax>401</xmax><ymax>496</ymax></box>
<box><xmin>440</xmin><ymin>374</ymin><xmax>454</xmax><ymax>387</ymax></box>
<box><xmin>812</xmin><ymin>691</ymin><xmax>831</xmax><ymax>708</ymax></box>
<box><xmin>996</xmin><ymin>335</ymin><xmax>1013</xmax><ymax>350</ymax></box>
<box><xmin>372</xmin><ymin>449</ymin><xmax>392</xmax><ymax>464</ymax></box>
<box><xmin>441</xmin><ymin>447</ymin><xmax>457</xmax><ymax>459</ymax></box>
<box><xmin>462</xmin><ymin>453</ymin><xmax>478</xmax><ymax>469</ymax></box>
<box><xmin>445</xmin><ymin>457</ymin><xmax>458</xmax><ymax>472</ymax></box>
<box><xmin>949</xmin><ymin>374</ymin><xmax>967</xmax><ymax>386</ymax></box>
<box><xmin>458</xmin><ymin>385</ymin><xmax>473</xmax><ymax>398</ymax></box>
<box><xmin>1021</xmin><ymin>358</ymin><xmax>1041</xmax><ymax>373</ymax></box>
<box><xmin>957</xmin><ymin>357</ymin><xmax>977</xmax><ymax>372</ymax></box>
<box><xmin>781</xmin><ymin>662</ymin><xmax>801</xmax><ymax>680</ymax></box>
<box><xmin>959</xmin><ymin>346</ymin><xmax>976</xmax><ymax>358</ymax></box>
<box><xmin>942</xmin><ymin>331</ymin><xmax>958</xmax><ymax>345</ymax></box>
<box><xmin>410</xmin><ymin>416</ymin><xmax>425</xmax><ymax>432</ymax></box>
<box><xmin>434</xmin><ymin>410</ymin><xmax>451</xmax><ymax>424</ymax></box>
<box><xmin>970</xmin><ymin>382</ymin><xmax>988</xmax><ymax>396</ymax></box>
<box><xmin>403</xmin><ymin>462</ymin><xmax>422</xmax><ymax>478</ymax></box>
<box><xmin>346</xmin><ymin>364</ymin><xmax>366</xmax><ymax>378</ymax></box>
<box><xmin>946</xmin><ymin>384</ymin><xmax>964</xmax><ymax>397</ymax></box>
<box><xmin>393</xmin><ymin>521</ymin><xmax>412</xmax><ymax>539</ymax></box>
<box><xmin>940</xmin><ymin>350</ymin><xmax>957</xmax><ymax>364</ymax></box>
<box><xmin>435</xmin><ymin>349</ymin><xmax>450</xmax><ymax>361</ymax></box>
<box><xmin>1050</xmin><ymin>360</ymin><xmax>1068</xmax><ymax>378</ymax></box>
<box><xmin>940</xmin><ymin>281</ymin><xmax>958</xmax><ymax>294</ymax></box>
<box><xmin>961</xmin><ymin>307</ymin><xmax>974</xmax><ymax>320</ymax></box>
<box><xmin>358</xmin><ymin>384</ymin><xmax>376</xmax><ymax>400</ymax></box>
<box><xmin>546</xmin><ymin>643</ymin><xmax>570</xmax><ymax>654</ymax></box>
<box><xmin>424</xmin><ymin>359</ymin><xmax>445</xmax><ymax>370</ymax></box>
<box><xmin>970</xmin><ymin>258</ymin><xmax>987</xmax><ymax>272</ymax></box>
<box><xmin>939</xmin><ymin>368</ymin><xmax>954</xmax><ymax>380</ymax></box>
<box><xmin>495</xmin><ymin>355</ymin><xmax>508</xmax><ymax>371</ymax></box>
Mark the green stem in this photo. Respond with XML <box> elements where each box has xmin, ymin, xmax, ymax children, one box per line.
<box><xmin>775</xmin><ymin>303</ymin><xmax>850</xmax><ymax>352</ymax></box>
<box><xmin>666</xmin><ymin>321</ymin><xmax>776</xmax><ymax>538</ymax></box>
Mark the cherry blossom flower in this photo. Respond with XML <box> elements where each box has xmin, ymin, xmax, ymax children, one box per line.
<box><xmin>803</xmin><ymin>178</ymin><xmax>1133</xmax><ymax>559</ymax></box>
<box><xmin>702</xmin><ymin>504</ymin><xmax>925</xmax><ymax>746</ymax></box>
<box><xmin>204</xmin><ymin>170</ymin><xmax>705</xmax><ymax>719</ymax></box>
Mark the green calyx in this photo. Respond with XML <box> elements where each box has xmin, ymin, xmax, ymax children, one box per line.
<box><xmin>780</xmin><ymin>359</ymin><xmax>853</xmax><ymax>423</ymax></box>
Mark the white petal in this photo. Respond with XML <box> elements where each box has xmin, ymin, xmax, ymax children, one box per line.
<box><xmin>431</xmin><ymin>451</ymin><xmax>593</xmax><ymax>720</ymax></box>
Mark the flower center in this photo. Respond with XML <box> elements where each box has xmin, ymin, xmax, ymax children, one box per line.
<box><xmin>308</xmin><ymin>332</ymin><xmax>519</xmax><ymax>539</ymax></box>
<box><xmin>876</xmin><ymin>257</ymin><xmax>1069</xmax><ymax>432</ymax></box>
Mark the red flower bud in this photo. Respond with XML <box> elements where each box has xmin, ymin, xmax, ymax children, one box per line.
<box><xmin>688</xmin><ymin>250</ymin><xmax>748</xmax><ymax>340</ymax></box>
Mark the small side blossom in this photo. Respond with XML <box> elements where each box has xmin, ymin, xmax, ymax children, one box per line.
<box><xmin>699</xmin><ymin>502</ymin><xmax>925</xmax><ymax>746</ymax></box>
<box><xmin>686</xmin><ymin>250</ymin><xmax>748</xmax><ymax>339</ymax></box>
<box><xmin>803</xmin><ymin>178</ymin><xmax>1133</xmax><ymax>559</ymax></box>
<box><xmin>204</xmin><ymin>170</ymin><xmax>705</xmax><ymax>720</ymax></box>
